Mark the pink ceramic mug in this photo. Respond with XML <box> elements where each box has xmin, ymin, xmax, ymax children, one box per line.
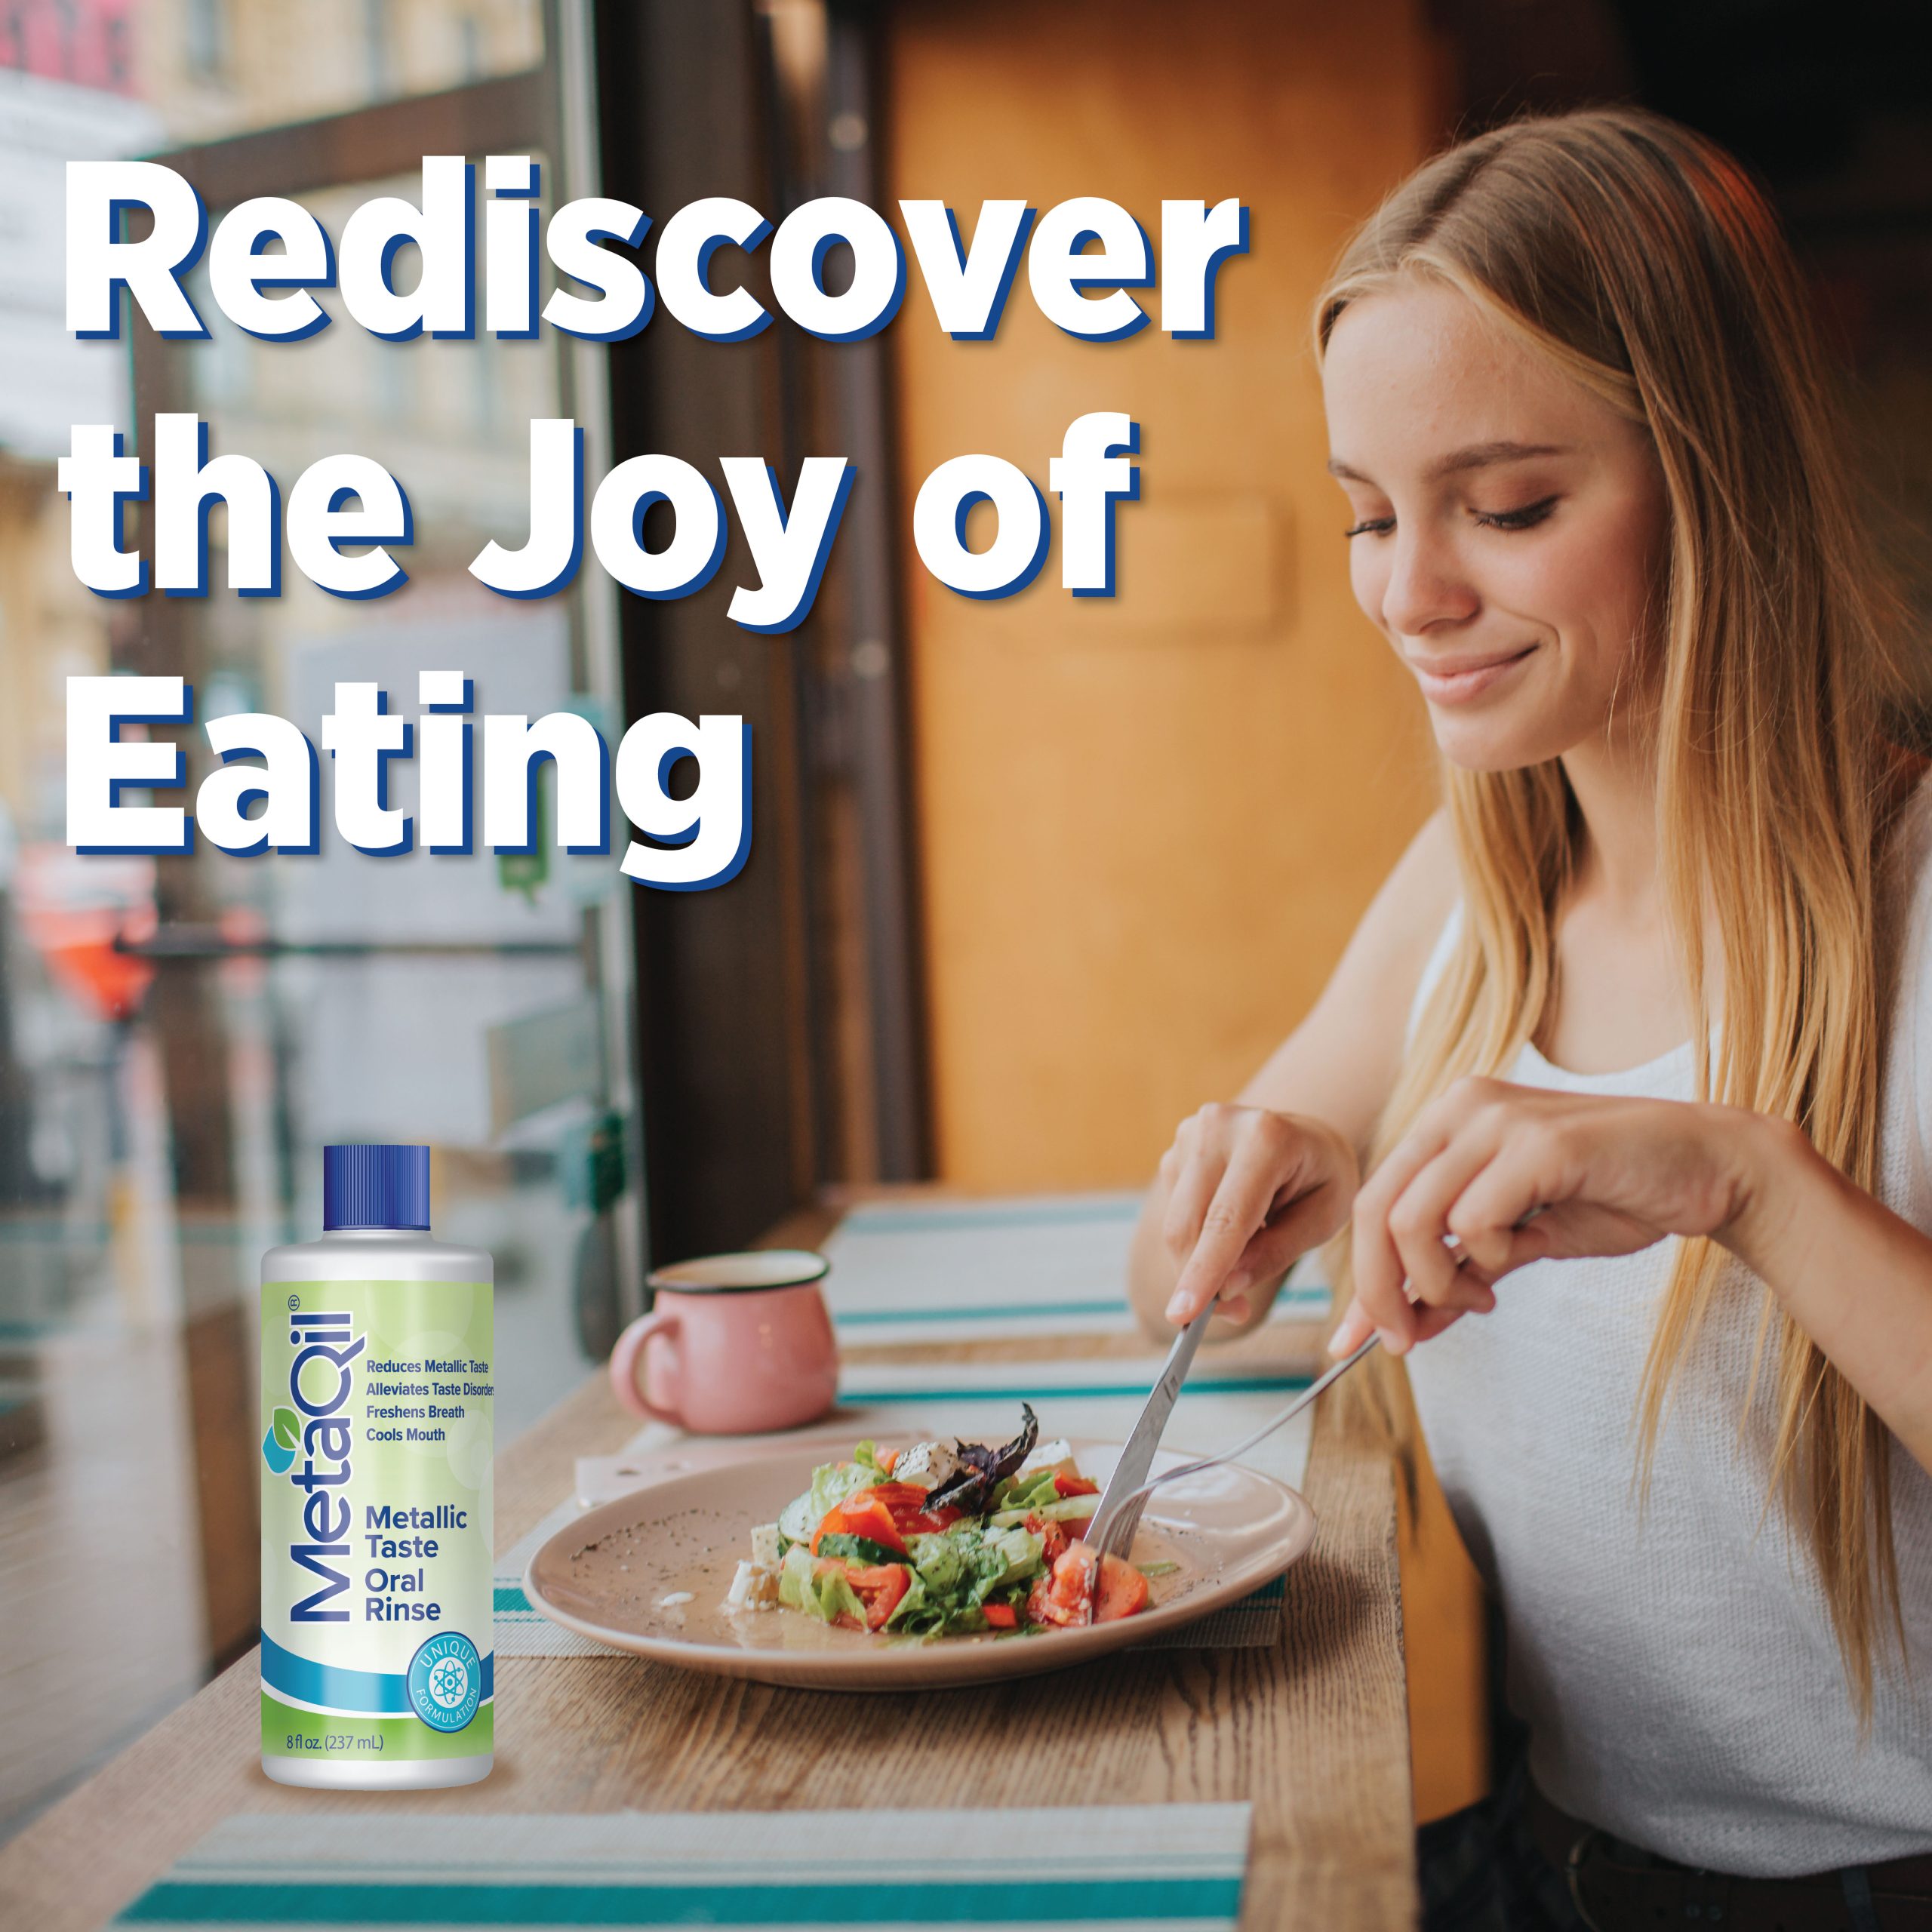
<box><xmin>608</xmin><ymin>1250</ymin><xmax>838</xmax><ymax>1433</ymax></box>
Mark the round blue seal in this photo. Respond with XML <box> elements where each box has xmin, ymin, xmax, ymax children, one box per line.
<box><xmin>407</xmin><ymin>1631</ymin><xmax>483</xmax><ymax>1733</ymax></box>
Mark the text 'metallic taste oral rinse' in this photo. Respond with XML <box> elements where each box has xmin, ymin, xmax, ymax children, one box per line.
<box><xmin>259</xmin><ymin>1145</ymin><xmax>494</xmax><ymax>1789</ymax></box>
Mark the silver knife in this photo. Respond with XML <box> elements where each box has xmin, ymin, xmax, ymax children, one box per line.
<box><xmin>1083</xmin><ymin>1307</ymin><xmax>1211</xmax><ymax>1565</ymax></box>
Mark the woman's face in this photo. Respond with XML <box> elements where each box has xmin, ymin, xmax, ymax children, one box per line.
<box><xmin>1321</xmin><ymin>276</ymin><xmax>1670</xmax><ymax>772</ymax></box>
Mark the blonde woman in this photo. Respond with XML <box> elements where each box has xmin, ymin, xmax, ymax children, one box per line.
<box><xmin>1129</xmin><ymin>106</ymin><xmax>1932</xmax><ymax>1930</ymax></box>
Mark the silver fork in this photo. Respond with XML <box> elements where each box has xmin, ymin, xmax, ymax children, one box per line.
<box><xmin>1084</xmin><ymin>1330</ymin><xmax>1383</xmax><ymax>1569</ymax></box>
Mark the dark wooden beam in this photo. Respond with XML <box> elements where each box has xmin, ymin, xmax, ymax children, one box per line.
<box><xmin>597</xmin><ymin>0</ymin><xmax>823</xmax><ymax>1265</ymax></box>
<box><xmin>817</xmin><ymin>0</ymin><xmax>931</xmax><ymax>1181</ymax></box>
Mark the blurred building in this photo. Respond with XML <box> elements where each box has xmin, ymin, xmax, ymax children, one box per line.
<box><xmin>0</xmin><ymin>0</ymin><xmax>589</xmax><ymax>1837</ymax></box>
<box><xmin>4</xmin><ymin>0</ymin><xmax>1932</xmax><ymax>1847</ymax></box>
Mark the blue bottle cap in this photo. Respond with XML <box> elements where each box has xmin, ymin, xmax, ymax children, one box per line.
<box><xmin>323</xmin><ymin>1144</ymin><xmax>431</xmax><ymax>1231</ymax></box>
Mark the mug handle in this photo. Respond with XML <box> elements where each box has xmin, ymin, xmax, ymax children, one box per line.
<box><xmin>609</xmin><ymin>1309</ymin><xmax>684</xmax><ymax>1423</ymax></box>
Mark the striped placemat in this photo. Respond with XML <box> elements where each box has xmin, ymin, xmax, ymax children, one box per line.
<box><xmin>113</xmin><ymin>1804</ymin><xmax>1253</xmax><ymax>1926</ymax></box>
<box><xmin>819</xmin><ymin>1192</ymin><xmax>1331</xmax><ymax>1343</ymax></box>
<box><xmin>495</xmin><ymin>1354</ymin><xmax>1313</xmax><ymax>1658</ymax></box>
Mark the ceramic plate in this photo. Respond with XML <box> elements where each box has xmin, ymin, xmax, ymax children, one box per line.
<box><xmin>523</xmin><ymin>1438</ymin><xmax>1317</xmax><ymax>1690</ymax></box>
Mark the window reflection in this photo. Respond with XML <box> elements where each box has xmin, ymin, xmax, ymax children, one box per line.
<box><xmin>0</xmin><ymin>3</ymin><xmax>624</xmax><ymax>1841</ymax></box>
<box><xmin>146</xmin><ymin>0</ymin><xmax>542</xmax><ymax>143</ymax></box>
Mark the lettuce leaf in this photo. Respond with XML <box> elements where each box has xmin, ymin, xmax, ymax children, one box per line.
<box><xmin>775</xmin><ymin>1457</ymin><xmax>874</xmax><ymax>1546</ymax></box>
<box><xmin>990</xmin><ymin>1467</ymin><xmax>1063</xmax><ymax>1513</ymax></box>
<box><xmin>894</xmin><ymin>1523</ymin><xmax>1044</xmax><ymax>1635</ymax></box>
<box><xmin>777</xmin><ymin>1543</ymin><xmax>867</xmax><ymax>1626</ymax></box>
<box><xmin>817</xmin><ymin>1531</ymin><xmax>906</xmax><ymax>1567</ymax></box>
<box><xmin>884</xmin><ymin>1569</ymin><xmax>934</xmax><ymax>1634</ymax></box>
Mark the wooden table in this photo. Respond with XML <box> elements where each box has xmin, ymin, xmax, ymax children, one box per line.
<box><xmin>0</xmin><ymin>1198</ymin><xmax>1417</xmax><ymax>1930</ymax></box>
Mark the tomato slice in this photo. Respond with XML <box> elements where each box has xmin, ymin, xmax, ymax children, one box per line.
<box><xmin>1094</xmin><ymin>1552</ymin><xmax>1149</xmax><ymax>1623</ymax></box>
<box><xmin>844</xmin><ymin>1561</ymin><xmax>912</xmax><ymax>1631</ymax></box>
<box><xmin>1053</xmin><ymin>1473</ymin><xmax>1100</xmax><ymax>1497</ymax></box>
<box><xmin>811</xmin><ymin>1475</ymin><xmax>968</xmax><ymax>1568</ymax></box>
<box><xmin>980</xmin><ymin>1601</ymin><xmax>1018</xmax><ymax>1629</ymax></box>
<box><xmin>848</xmin><ymin>1481</ymin><xmax>962</xmax><ymax>1537</ymax></box>
<box><xmin>1027</xmin><ymin>1542</ymin><xmax>1096</xmax><ymax>1628</ymax></box>
<box><xmin>1025</xmin><ymin>1540</ymin><xmax>1150</xmax><ymax>1628</ymax></box>
<box><xmin>1025</xmin><ymin>1510</ymin><xmax>1070</xmax><ymax>1565</ymax></box>
<box><xmin>811</xmin><ymin>1495</ymin><xmax>909</xmax><ymax>1558</ymax></box>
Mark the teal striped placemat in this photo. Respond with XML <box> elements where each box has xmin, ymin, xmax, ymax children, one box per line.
<box><xmin>820</xmin><ymin>1192</ymin><xmax>1331</xmax><ymax>1343</ymax></box>
<box><xmin>495</xmin><ymin>1355</ymin><xmax>1312</xmax><ymax>1659</ymax></box>
<box><xmin>115</xmin><ymin>1804</ymin><xmax>1254</xmax><ymax>1926</ymax></box>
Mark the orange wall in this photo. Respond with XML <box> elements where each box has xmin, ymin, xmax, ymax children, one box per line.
<box><xmin>885</xmin><ymin>0</ymin><xmax>1445</xmax><ymax>1191</ymax></box>
<box><xmin>884</xmin><ymin>5</ymin><xmax>1488</xmax><ymax>1823</ymax></box>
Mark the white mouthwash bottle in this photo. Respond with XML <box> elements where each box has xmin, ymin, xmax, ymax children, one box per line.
<box><xmin>259</xmin><ymin>1144</ymin><xmax>494</xmax><ymax>1789</ymax></box>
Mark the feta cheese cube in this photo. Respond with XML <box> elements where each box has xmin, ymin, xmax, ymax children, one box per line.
<box><xmin>1020</xmin><ymin>1438</ymin><xmax>1075</xmax><ymax>1475</ymax></box>
<box><xmin>891</xmin><ymin>1440</ymin><xmax>961</xmax><ymax>1491</ymax></box>
<box><xmin>724</xmin><ymin>1559</ymin><xmax>781</xmax><ymax>1611</ymax></box>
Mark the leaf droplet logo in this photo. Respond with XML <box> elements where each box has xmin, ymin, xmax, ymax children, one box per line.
<box><xmin>261</xmin><ymin>1405</ymin><xmax>299</xmax><ymax>1475</ymax></box>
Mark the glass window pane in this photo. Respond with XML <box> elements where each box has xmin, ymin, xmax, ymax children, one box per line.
<box><xmin>168</xmin><ymin>175</ymin><xmax>618</xmax><ymax>1438</ymax></box>
<box><xmin>0</xmin><ymin>56</ymin><xmax>629</xmax><ymax>1839</ymax></box>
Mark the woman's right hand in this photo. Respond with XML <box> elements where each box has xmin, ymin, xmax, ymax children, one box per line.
<box><xmin>1158</xmin><ymin>1104</ymin><xmax>1360</xmax><ymax>1327</ymax></box>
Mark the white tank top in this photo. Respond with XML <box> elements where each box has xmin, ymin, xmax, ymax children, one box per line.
<box><xmin>1401</xmin><ymin>788</ymin><xmax>1932</xmax><ymax>1875</ymax></box>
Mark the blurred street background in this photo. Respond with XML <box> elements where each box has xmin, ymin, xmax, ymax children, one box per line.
<box><xmin>5</xmin><ymin>0</ymin><xmax>1932</xmax><ymax>1844</ymax></box>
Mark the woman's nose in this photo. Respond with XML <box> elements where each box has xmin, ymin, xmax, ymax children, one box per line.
<box><xmin>1377</xmin><ymin>527</ymin><xmax>1479</xmax><ymax>638</ymax></box>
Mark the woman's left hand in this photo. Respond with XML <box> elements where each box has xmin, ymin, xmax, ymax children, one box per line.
<box><xmin>1331</xmin><ymin>1076</ymin><xmax>1768</xmax><ymax>1355</ymax></box>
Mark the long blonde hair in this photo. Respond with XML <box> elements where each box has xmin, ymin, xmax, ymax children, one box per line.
<box><xmin>1314</xmin><ymin>106</ymin><xmax>1915</xmax><ymax>1710</ymax></box>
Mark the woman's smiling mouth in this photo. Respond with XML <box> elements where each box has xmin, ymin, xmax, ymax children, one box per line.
<box><xmin>1405</xmin><ymin>643</ymin><xmax>1537</xmax><ymax>705</ymax></box>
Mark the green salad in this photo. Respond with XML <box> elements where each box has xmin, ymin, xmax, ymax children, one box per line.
<box><xmin>722</xmin><ymin>1405</ymin><xmax>1155</xmax><ymax>1637</ymax></box>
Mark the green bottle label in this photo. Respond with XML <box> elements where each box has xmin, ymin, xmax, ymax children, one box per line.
<box><xmin>259</xmin><ymin>1278</ymin><xmax>492</xmax><ymax>1764</ymax></box>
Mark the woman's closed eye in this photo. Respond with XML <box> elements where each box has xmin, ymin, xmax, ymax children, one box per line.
<box><xmin>1471</xmin><ymin>493</ymin><xmax>1561</xmax><ymax>531</ymax></box>
<box><xmin>1343</xmin><ymin>494</ymin><xmax>1562</xmax><ymax>538</ymax></box>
